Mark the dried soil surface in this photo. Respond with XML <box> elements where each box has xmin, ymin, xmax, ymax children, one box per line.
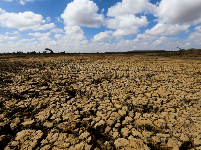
<box><xmin>0</xmin><ymin>55</ymin><xmax>201</xmax><ymax>150</ymax></box>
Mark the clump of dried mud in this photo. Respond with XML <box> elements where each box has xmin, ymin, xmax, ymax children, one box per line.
<box><xmin>0</xmin><ymin>55</ymin><xmax>201</xmax><ymax>150</ymax></box>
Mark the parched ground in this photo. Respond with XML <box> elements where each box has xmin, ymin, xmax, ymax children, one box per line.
<box><xmin>0</xmin><ymin>55</ymin><xmax>201</xmax><ymax>150</ymax></box>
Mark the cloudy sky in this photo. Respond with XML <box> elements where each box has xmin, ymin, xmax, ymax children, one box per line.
<box><xmin>0</xmin><ymin>0</ymin><xmax>201</xmax><ymax>53</ymax></box>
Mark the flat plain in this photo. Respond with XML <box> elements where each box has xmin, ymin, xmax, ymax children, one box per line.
<box><xmin>0</xmin><ymin>54</ymin><xmax>201</xmax><ymax>150</ymax></box>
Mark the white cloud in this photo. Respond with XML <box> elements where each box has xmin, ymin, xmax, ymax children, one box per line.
<box><xmin>28</xmin><ymin>32</ymin><xmax>51</xmax><ymax>37</ymax></box>
<box><xmin>0</xmin><ymin>8</ymin><xmax>6</xmax><ymax>14</ymax></box>
<box><xmin>62</xmin><ymin>25</ymin><xmax>86</xmax><ymax>41</ymax></box>
<box><xmin>144</xmin><ymin>0</ymin><xmax>201</xmax><ymax>37</ymax></box>
<box><xmin>113</xmin><ymin>27</ymin><xmax>138</xmax><ymax>37</ymax></box>
<box><xmin>105</xmin><ymin>14</ymin><xmax>148</xmax><ymax>37</ymax></box>
<box><xmin>20</xmin><ymin>0</ymin><xmax>34</xmax><ymax>5</ymax></box>
<box><xmin>61</xmin><ymin>0</ymin><xmax>104</xmax><ymax>27</ymax></box>
<box><xmin>195</xmin><ymin>26</ymin><xmax>201</xmax><ymax>33</ymax></box>
<box><xmin>152</xmin><ymin>36</ymin><xmax>167</xmax><ymax>46</ymax></box>
<box><xmin>27</xmin><ymin>32</ymin><xmax>53</xmax><ymax>45</ymax></box>
<box><xmin>107</xmin><ymin>0</ymin><xmax>157</xmax><ymax>17</ymax></box>
<box><xmin>64</xmin><ymin>26</ymin><xmax>83</xmax><ymax>35</ymax></box>
<box><xmin>145</xmin><ymin>23</ymin><xmax>190</xmax><ymax>35</ymax></box>
<box><xmin>93</xmin><ymin>31</ymin><xmax>112</xmax><ymax>42</ymax></box>
<box><xmin>37</xmin><ymin>36</ymin><xmax>51</xmax><ymax>42</ymax></box>
<box><xmin>81</xmin><ymin>40</ymin><xmax>88</xmax><ymax>45</ymax></box>
<box><xmin>133</xmin><ymin>39</ymin><xmax>139</xmax><ymax>42</ymax></box>
<box><xmin>35</xmin><ymin>31</ymin><xmax>88</xmax><ymax>52</ymax></box>
<box><xmin>0</xmin><ymin>34</ymin><xmax>18</xmax><ymax>43</ymax></box>
<box><xmin>106</xmin><ymin>14</ymin><xmax>148</xmax><ymax>29</ymax></box>
<box><xmin>34</xmin><ymin>23</ymin><xmax>55</xmax><ymax>31</ymax></box>
<box><xmin>46</xmin><ymin>17</ymin><xmax>51</xmax><ymax>22</ymax></box>
<box><xmin>0</xmin><ymin>10</ymin><xmax>55</xmax><ymax>31</ymax></box>
<box><xmin>136</xmin><ymin>34</ymin><xmax>157</xmax><ymax>41</ymax></box>
<box><xmin>155</xmin><ymin>0</ymin><xmax>201</xmax><ymax>25</ymax></box>
<box><xmin>5</xmin><ymin>31</ymin><xmax>19</xmax><ymax>35</ymax></box>
<box><xmin>3</xmin><ymin>0</ymin><xmax>11</xmax><ymax>1</ymax></box>
<box><xmin>185</xmin><ymin>42</ymin><xmax>192</xmax><ymax>47</ymax></box>
<box><xmin>137</xmin><ymin>34</ymin><xmax>154</xmax><ymax>39</ymax></box>
<box><xmin>188</xmin><ymin>31</ymin><xmax>201</xmax><ymax>45</ymax></box>
<box><xmin>54</xmin><ymin>34</ymin><xmax>62</xmax><ymax>39</ymax></box>
<box><xmin>50</xmin><ymin>28</ymin><xmax>63</xmax><ymax>33</ymax></box>
<box><xmin>55</xmin><ymin>16</ymin><xmax>62</xmax><ymax>22</ymax></box>
<box><xmin>20</xmin><ymin>38</ymin><xmax>35</xmax><ymax>42</ymax></box>
<box><xmin>0</xmin><ymin>40</ymin><xmax>40</xmax><ymax>53</ymax></box>
<box><xmin>0</xmin><ymin>34</ymin><xmax>200</xmax><ymax>53</ymax></box>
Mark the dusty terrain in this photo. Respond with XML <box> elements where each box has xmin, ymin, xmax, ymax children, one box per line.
<box><xmin>0</xmin><ymin>54</ymin><xmax>201</xmax><ymax>150</ymax></box>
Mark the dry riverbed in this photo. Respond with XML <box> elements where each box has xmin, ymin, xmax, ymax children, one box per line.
<box><xmin>0</xmin><ymin>55</ymin><xmax>201</xmax><ymax>150</ymax></box>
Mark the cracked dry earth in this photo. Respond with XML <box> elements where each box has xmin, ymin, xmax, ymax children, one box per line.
<box><xmin>0</xmin><ymin>55</ymin><xmax>201</xmax><ymax>150</ymax></box>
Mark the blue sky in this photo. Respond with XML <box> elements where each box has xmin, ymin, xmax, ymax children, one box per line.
<box><xmin>0</xmin><ymin>0</ymin><xmax>201</xmax><ymax>53</ymax></box>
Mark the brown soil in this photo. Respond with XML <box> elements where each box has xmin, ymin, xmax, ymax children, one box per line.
<box><xmin>0</xmin><ymin>54</ymin><xmax>201</xmax><ymax>150</ymax></box>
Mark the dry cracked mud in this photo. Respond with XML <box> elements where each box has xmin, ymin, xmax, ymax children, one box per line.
<box><xmin>0</xmin><ymin>54</ymin><xmax>201</xmax><ymax>150</ymax></box>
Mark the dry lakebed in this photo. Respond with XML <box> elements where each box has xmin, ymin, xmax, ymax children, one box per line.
<box><xmin>0</xmin><ymin>54</ymin><xmax>201</xmax><ymax>150</ymax></box>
